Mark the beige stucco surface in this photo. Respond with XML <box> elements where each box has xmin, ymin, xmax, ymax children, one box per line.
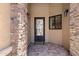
<box><xmin>0</xmin><ymin>4</ymin><xmax>10</xmax><ymax>50</ymax></box>
<box><xmin>48</xmin><ymin>4</ymin><xmax>63</xmax><ymax>45</ymax></box>
<box><xmin>30</xmin><ymin>3</ymin><xmax>49</xmax><ymax>43</ymax></box>
<box><xmin>62</xmin><ymin>4</ymin><xmax>70</xmax><ymax>49</ymax></box>
<box><xmin>30</xmin><ymin>3</ymin><xmax>62</xmax><ymax>44</ymax></box>
<box><xmin>29</xmin><ymin>3</ymin><xmax>69</xmax><ymax>49</ymax></box>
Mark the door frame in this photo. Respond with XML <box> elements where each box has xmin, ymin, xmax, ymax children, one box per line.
<box><xmin>34</xmin><ymin>17</ymin><xmax>45</xmax><ymax>43</ymax></box>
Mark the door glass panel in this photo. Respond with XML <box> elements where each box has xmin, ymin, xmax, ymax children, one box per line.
<box><xmin>36</xmin><ymin>19</ymin><xmax>43</xmax><ymax>36</ymax></box>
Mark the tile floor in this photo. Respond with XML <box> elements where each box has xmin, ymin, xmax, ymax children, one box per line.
<box><xmin>28</xmin><ymin>43</ymin><xmax>69</xmax><ymax>56</ymax></box>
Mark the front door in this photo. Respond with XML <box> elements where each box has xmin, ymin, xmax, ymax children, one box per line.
<box><xmin>34</xmin><ymin>17</ymin><xmax>45</xmax><ymax>43</ymax></box>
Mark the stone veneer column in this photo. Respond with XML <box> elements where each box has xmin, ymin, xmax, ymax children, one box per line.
<box><xmin>17</xmin><ymin>4</ymin><xmax>27</xmax><ymax>56</ymax></box>
<box><xmin>10</xmin><ymin>3</ymin><xmax>28</xmax><ymax>56</ymax></box>
<box><xmin>70</xmin><ymin>3</ymin><xmax>79</xmax><ymax>56</ymax></box>
<box><xmin>10</xmin><ymin>3</ymin><xmax>18</xmax><ymax>55</ymax></box>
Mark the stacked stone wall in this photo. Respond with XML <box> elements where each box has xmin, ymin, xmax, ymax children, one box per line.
<box><xmin>70</xmin><ymin>3</ymin><xmax>79</xmax><ymax>56</ymax></box>
<box><xmin>10</xmin><ymin>3</ymin><xmax>27</xmax><ymax>56</ymax></box>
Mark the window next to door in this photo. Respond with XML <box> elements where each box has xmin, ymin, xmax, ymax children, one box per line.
<box><xmin>49</xmin><ymin>14</ymin><xmax>62</xmax><ymax>30</ymax></box>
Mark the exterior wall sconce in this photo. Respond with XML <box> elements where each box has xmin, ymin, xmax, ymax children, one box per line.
<box><xmin>27</xmin><ymin>12</ymin><xmax>31</xmax><ymax>18</ymax></box>
<box><xmin>64</xmin><ymin>9</ymin><xmax>69</xmax><ymax>16</ymax></box>
<box><xmin>27</xmin><ymin>12</ymin><xmax>30</xmax><ymax>16</ymax></box>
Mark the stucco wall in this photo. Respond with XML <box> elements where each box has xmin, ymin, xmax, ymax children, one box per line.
<box><xmin>62</xmin><ymin>3</ymin><xmax>70</xmax><ymax>50</ymax></box>
<box><xmin>48</xmin><ymin>4</ymin><xmax>63</xmax><ymax>45</ymax></box>
<box><xmin>30</xmin><ymin>3</ymin><xmax>70</xmax><ymax>48</ymax></box>
<box><xmin>0</xmin><ymin>4</ymin><xmax>10</xmax><ymax>50</ymax></box>
<box><xmin>30</xmin><ymin>3</ymin><xmax>49</xmax><ymax>43</ymax></box>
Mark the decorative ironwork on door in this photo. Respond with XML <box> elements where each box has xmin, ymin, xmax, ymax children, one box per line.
<box><xmin>36</xmin><ymin>19</ymin><xmax>43</xmax><ymax>36</ymax></box>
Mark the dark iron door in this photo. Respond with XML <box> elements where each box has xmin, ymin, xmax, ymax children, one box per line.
<box><xmin>34</xmin><ymin>17</ymin><xmax>45</xmax><ymax>43</ymax></box>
